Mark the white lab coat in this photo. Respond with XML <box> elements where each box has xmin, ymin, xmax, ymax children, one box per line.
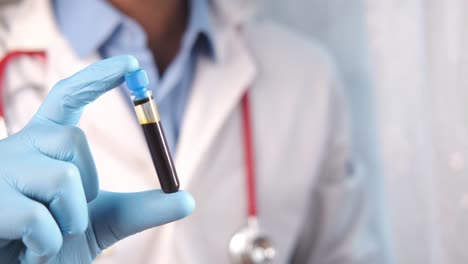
<box><xmin>0</xmin><ymin>0</ymin><xmax>381</xmax><ymax>263</ymax></box>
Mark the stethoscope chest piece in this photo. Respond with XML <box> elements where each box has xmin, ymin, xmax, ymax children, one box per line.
<box><xmin>229</xmin><ymin>218</ymin><xmax>276</xmax><ymax>264</ymax></box>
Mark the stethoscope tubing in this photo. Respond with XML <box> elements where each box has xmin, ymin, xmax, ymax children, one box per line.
<box><xmin>0</xmin><ymin>51</ymin><xmax>45</xmax><ymax>138</ymax></box>
<box><xmin>0</xmin><ymin>50</ymin><xmax>46</xmax><ymax>118</ymax></box>
<box><xmin>241</xmin><ymin>91</ymin><xmax>258</xmax><ymax>219</ymax></box>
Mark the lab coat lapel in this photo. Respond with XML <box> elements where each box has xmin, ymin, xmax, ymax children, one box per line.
<box><xmin>176</xmin><ymin>26</ymin><xmax>257</xmax><ymax>188</ymax></box>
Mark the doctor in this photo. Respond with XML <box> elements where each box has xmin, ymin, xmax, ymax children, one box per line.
<box><xmin>0</xmin><ymin>0</ymin><xmax>383</xmax><ymax>263</ymax></box>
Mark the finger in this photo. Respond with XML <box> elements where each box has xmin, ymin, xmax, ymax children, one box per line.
<box><xmin>89</xmin><ymin>190</ymin><xmax>195</xmax><ymax>250</ymax></box>
<box><xmin>25</xmin><ymin>121</ymin><xmax>99</xmax><ymax>201</ymax></box>
<box><xmin>36</xmin><ymin>55</ymin><xmax>140</xmax><ymax>126</ymax></box>
<box><xmin>16</xmin><ymin>154</ymin><xmax>88</xmax><ymax>236</ymax></box>
<box><xmin>0</xmin><ymin>190</ymin><xmax>62</xmax><ymax>263</ymax></box>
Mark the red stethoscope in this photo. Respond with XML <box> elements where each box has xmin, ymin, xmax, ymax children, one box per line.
<box><xmin>229</xmin><ymin>94</ymin><xmax>276</xmax><ymax>264</ymax></box>
<box><xmin>0</xmin><ymin>51</ymin><xmax>276</xmax><ymax>263</ymax></box>
<box><xmin>0</xmin><ymin>50</ymin><xmax>46</xmax><ymax>138</ymax></box>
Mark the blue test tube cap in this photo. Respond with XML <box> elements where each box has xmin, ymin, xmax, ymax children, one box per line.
<box><xmin>125</xmin><ymin>68</ymin><xmax>149</xmax><ymax>100</ymax></box>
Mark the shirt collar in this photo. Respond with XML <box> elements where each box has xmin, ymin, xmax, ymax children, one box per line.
<box><xmin>53</xmin><ymin>0</ymin><xmax>216</xmax><ymax>60</ymax></box>
<box><xmin>184</xmin><ymin>0</ymin><xmax>216</xmax><ymax>59</ymax></box>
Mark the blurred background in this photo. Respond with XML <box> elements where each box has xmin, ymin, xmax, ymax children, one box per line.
<box><xmin>261</xmin><ymin>0</ymin><xmax>468</xmax><ymax>263</ymax></box>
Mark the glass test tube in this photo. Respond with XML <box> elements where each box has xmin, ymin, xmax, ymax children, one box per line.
<box><xmin>125</xmin><ymin>69</ymin><xmax>180</xmax><ymax>193</ymax></box>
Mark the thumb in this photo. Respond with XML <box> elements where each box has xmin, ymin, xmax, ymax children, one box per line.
<box><xmin>89</xmin><ymin>190</ymin><xmax>195</xmax><ymax>250</ymax></box>
<box><xmin>36</xmin><ymin>55</ymin><xmax>139</xmax><ymax>126</ymax></box>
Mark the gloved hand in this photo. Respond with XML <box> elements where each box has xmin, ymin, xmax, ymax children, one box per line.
<box><xmin>0</xmin><ymin>55</ymin><xmax>195</xmax><ymax>264</ymax></box>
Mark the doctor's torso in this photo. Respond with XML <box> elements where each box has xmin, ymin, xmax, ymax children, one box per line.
<box><xmin>0</xmin><ymin>1</ymin><xmax>374</xmax><ymax>263</ymax></box>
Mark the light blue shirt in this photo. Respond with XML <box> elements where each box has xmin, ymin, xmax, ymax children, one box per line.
<box><xmin>53</xmin><ymin>0</ymin><xmax>216</xmax><ymax>154</ymax></box>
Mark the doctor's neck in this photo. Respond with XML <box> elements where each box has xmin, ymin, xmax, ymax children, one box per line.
<box><xmin>109</xmin><ymin>0</ymin><xmax>189</xmax><ymax>74</ymax></box>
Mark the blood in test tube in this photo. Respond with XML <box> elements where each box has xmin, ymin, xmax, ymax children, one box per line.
<box><xmin>125</xmin><ymin>69</ymin><xmax>180</xmax><ymax>193</ymax></box>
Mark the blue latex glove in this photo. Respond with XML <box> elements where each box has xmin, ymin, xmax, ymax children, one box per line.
<box><xmin>0</xmin><ymin>55</ymin><xmax>195</xmax><ymax>263</ymax></box>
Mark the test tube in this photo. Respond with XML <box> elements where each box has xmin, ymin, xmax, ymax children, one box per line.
<box><xmin>125</xmin><ymin>69</ymin><xmax>180</xmax><ymax>193</ymax></box>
